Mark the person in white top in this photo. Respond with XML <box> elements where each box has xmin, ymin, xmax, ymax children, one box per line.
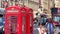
<box><xmin>37</xmin><ymin>23</ymin><xmax>47</xmax><ymax>34</ymax></box>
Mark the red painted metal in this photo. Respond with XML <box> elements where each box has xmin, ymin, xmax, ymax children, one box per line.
<box><xmin>20</xmin><ymin>7</ymin><xmax>27</xmax><ymax>34</ymax></box>
<box><xmin>5</xmin><ymin>6</ymin><xmax>33</xmax><ymax>34</ymax></box>
<box><xmin>5</xmin><ymin>6</ymin><xmax>21</xmax><ymax>34</ymax></box>
<box><xmin>21</xmin><ymin>6</ymin><xmax>33</xmax><ymax>34</ymax></box>
<box><xmin>26</xmin><ymin>8</ymin><xmax>33</xmax><ymax>34</ymax></box>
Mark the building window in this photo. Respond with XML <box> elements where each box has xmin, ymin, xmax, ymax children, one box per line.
<box><xmin>11</xmin><ymin>0</ymin><xmax>13</xmax><ymax>1</ymax></box>
<box><xmin>15</xmin><ymin>0</ymin><xmax>18</xmax><ymax>2</ymax></box>
<box><xmin>50</xmin><ymin>0</ymin><xmax>52</xmax><ymax>1</ymax></box>
<box><xmin>19</xmin><ymin>0</ymin><xmax>22</xmax><ymax>1</ymax></box>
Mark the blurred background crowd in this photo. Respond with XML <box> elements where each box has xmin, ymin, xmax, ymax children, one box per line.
<box><xmin>0</xmin><ymin>0</ymin><xmax>60</xmax><ymax>34</ymax></box>
<box><xmin>33</xmin><ymin>14</ymin><xmax>60</xmax><ymax>34</ymax></box>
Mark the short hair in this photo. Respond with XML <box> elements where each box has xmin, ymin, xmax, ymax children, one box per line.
<box><xmin>39</xmin><ymin>23</ymin><xmax>43</xmax><ymax>26</ymax></box>
<box><xmin>58</xmin><ymin>32</ymin><xmax>60</xmax><ymax>34</ymax></box>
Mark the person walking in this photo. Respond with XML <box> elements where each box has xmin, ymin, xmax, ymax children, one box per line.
<box><xmin>46</xmin><ymin>18</ymin><xmax>54</xmax><ymax>34</ymax></box>
<box><xmin>37</xmin><ymin>23</ymin><xmax>47</xmax><ymax>34</ymax></box>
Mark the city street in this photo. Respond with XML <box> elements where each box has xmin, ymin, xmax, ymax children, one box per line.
<box><xmin>0</xmin><ymin>0</ymin><xmax>60</xmax><ymax>34</ymax></box>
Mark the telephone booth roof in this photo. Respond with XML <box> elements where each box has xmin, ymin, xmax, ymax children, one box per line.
<box><xmin>5</xmin><ymin>6</ymin><xmax>21</xmax><ymax>10</ymax></box>
<box><xmin>28</xmin><ymin>8</ymin><xmax>33</xmax><ymax>12</ymax></box>
<box><xmin>21</xmin><ymin>6</ymin><xmax>33</xmax><ymax>13</ymax></box>
<box><xmin>5</xmin><ymin>6</ymin><xmax>21</xmax><ymax>14</ymax></box>
<box><xmin>5</xmin><ymin>6</ymin><xmax>33</xmax><ymax>11</ymax></box>
<box><xmin>5</xmin><ymin>6</ymin><xmax>33</xmax><ymax>13</ymax></box>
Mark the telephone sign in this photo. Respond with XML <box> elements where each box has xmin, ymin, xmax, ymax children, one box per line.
<box><xmin>7</xmin><ymin>10</ymin><xmax>18</xmax><ymax>12</ymax></box>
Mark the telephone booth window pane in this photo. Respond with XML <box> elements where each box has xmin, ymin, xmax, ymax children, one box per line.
<box><xmin>30</xmin><ymin>16</ymin><xmax>33</xmax><ymax>26</ymax></box>
<box><xmin>8</xmin><ymin>16</ymin><xmax>17</xmax><ymax>34</ymax></box>
<box><xmin>30</xmin><ymin>16</ymin><xmax>33</xmax><ymax>33</ymax></box>
<box><xmin>22</xmin><ymin>16</ymin><xmax>25</xmax><ymax>34</ymax></box>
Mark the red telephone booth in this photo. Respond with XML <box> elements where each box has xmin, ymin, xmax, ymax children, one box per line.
<box><xmin>20</xmin><ymin>7</ymin><xmax>33</xmax><ymax>34</ymax></box>
<box><xmin>27</xmin><ymin>8</ymin><xmax>33</xmax><ymax>34</ymax></box>
<box><xmin>5</xmin><ymin>6</ymin><xmax>33</xmax><ymax>34</ymax></box>
<box><xmin>5</xmin><ymin>6</ymin><xmax>22</xmax><ymax>34</ymax></box>
<box><xmin>20</xmin><ymin>7</ymin><xmax>27</xmax><ymax>34</ymax></box>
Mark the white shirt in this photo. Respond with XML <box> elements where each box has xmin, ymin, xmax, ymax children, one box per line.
<box><xmin>44</xmin><ymin>32</ymin><xmax>47</xmax><ymax>34</ymax></box>
<box><xmin>37</xmin><ymin>28</ymin><xmax>44</xmax><ymax>34</ymax></box>
<box><xmin>37</xmin><ymin>28</ymin><xmax>47</xmax><ymax>34</ymax></box>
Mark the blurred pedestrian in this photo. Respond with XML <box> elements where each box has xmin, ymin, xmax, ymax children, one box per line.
<box><xmin>39</xmin><ymin>16</ymin><xmax>44</xmax><ymax>25</ymax></box>
<box><xmin>39</xmin><ymin>15</ymin><xmax>47</xmax><ymax>26</ymax></box>
<box><xmin>34</xmin><ymin>18</ymin><xmax>38</xmax><ymax>24</ymax></box>
<box><xmin>37</xmin><ymin>23</ymin><xmax>47</xmax><ymax>34</ymax></box>
<box><xmin>46</xmin><ymin>18</ymin><xmax>54</xmax><ymax>34</ymax></box>
<box><xmin>58</xmin><ymin>32</ymin><xmax>60</xmax><ymax>34</ymax></box>
<box><xmin>43</xmin><ymin>29</ymin><xmax>47</xmax><ymax>34</ymax></box>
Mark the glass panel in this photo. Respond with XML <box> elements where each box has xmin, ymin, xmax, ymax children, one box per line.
<box><xmin>30</xmin><ymin>16</ymin><xmax>33</xmax><ymax>34</ymax></box>
<box><xmin>30</xmin><ymin>16</ymin><xmax>33</xmax><ymax>26</ymax></box>
<box><xmin>22</xmin><ymin>16</ymin><xmax>25</xmax><ymax>34</ymax></box>
<box><xmin>19</xmin><ymin>0</ymin><xmax>23</xmax><ymax>2</ymax></box>
<box><xmin>8</xmin><ymin>16</ymin><xmax>17</xmax><ymax>34</ymax></box>
<box><xmin>7</xmin><ymin>10</ymin><xmax>18</xmax><ymax>12</ymax></box>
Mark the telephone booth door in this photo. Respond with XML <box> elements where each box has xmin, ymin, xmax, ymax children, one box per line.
<box><xmin>26</xmin><ymin>8</ymin><xmax>33</xmax><ymax>34</ymax></box>
<box><xmin>20</xmin><ymin>7</ymin><xmax>27</xmax><ymax>34</ymax></box>
<box><xmin>7</xmin><ymin>16</ymin><xmax>17</xmax><ymax>34</ymax></box>
<box><xmin>20</xmin><ymin>7</ymin><xmax>33</xmax><ymax>34</ymax></box>
<box><xmin>5</xmin><ymin>6</ymin><xmax>21</xmax><ymax>34</ymax></box>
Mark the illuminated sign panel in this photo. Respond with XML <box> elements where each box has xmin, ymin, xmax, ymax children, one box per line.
<box><xmin>7</xmin><ymin>10</ymin><xmax>18</xmax><ymax>12</ymax></box>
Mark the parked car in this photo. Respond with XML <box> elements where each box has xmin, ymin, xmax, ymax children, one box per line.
<box><xmin>0</xmin><ymin>8</ymin><xmax>5</xmax><ymax>34</ymax></box>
